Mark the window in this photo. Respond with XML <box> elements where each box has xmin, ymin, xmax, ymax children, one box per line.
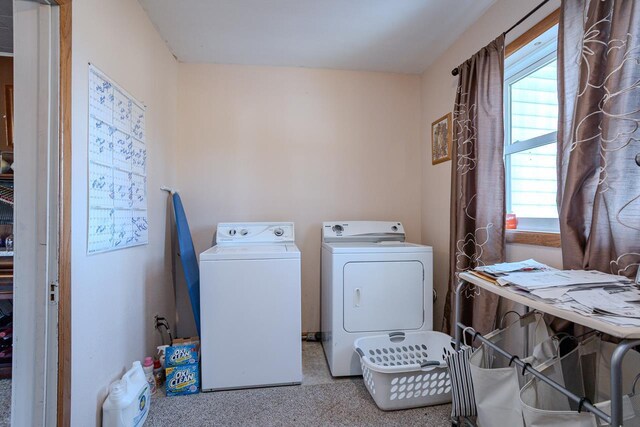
<box><xmin>504</xmin><ymin>24</ymin><xmax>559</xmax><ymax>232</ymax></box>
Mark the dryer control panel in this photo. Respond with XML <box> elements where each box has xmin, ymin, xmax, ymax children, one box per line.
<box><xmin>322</xmin><ymin>221</ymin><xmax>405</xmax><ymax>243</ymax></box>
<box><xmin>216</xmin><ymin>222</ymin><xmax>295</xmax><ymax>244</ymax></box>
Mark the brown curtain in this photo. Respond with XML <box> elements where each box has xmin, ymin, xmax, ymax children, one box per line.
<box><xmin>443</xmin><ymin>35</ymin><xmax>506</xmax><ymax>335</ymax></box>
<box><xmin>558</xmin><ymin>0</ymin><xmax>640</xmax><ymax>280</ymax></box>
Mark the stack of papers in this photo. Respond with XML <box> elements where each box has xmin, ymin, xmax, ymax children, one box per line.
<box><xmin>473</xmin><ymin>260</ymin><xmax>640</xmax><ymax>328</ymax></box>
<box><xmin>496</xmin><ymin>269</ymin><xmax>629</xmax><ymax>289</ymax></box>
<box><xmin>476</xmin><ymin>259</ymin><xmax>551</xmax><ymax>276</ymax></box>
<box><xmin>569</xmin><ymin>288</ymin><xmax>640</xmax><ymax>319</ymax></box>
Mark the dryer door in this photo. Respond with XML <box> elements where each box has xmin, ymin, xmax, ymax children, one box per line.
<box><xmin>343</xmin><ymin>261</ymin><xmax>424</xmax><ymax>333</ymax></box>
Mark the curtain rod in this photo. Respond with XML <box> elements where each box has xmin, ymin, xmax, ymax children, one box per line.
<box><xmin>450</xmin><ymin>0</ymin><xmax>550</xmax><ymax>76</ymax></box>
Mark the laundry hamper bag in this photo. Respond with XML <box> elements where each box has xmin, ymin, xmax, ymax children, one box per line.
<box><xmin>520</xmin><ymin>335</ymin><xmax>640</xmax><ymax>427</ymax></box>
<box><xmin>469</xmin><ymin>312</ymin><xmax>555</xmax><ymax>427</ymax></box>
<box><xmin>354</xmin><ymin>331</ymin><xmax>455</xmax><ymax>410</ymax></box>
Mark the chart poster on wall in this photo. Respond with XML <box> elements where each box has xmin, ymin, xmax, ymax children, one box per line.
<box><xmin>87</xmin><ymin>64</ymin><xmax>148</xmax><ymax>254</ymax></box>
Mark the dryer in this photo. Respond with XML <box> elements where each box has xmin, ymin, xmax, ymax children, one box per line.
<box><xmin>321</xmin><ymin>221</ymin><xmax>433</xmax><ymax>377</ymax></box>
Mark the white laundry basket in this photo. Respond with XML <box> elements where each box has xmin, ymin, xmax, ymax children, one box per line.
<box><xmin>354</xmin><ymin>331</ymin><xmax>454</xmax><ymax>411</ymax></box>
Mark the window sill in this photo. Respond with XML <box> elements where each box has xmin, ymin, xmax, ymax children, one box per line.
<box><xmin>506</xmin><ymin>229</ymin><xmax>561</xmax><ymax>248</ymax></box>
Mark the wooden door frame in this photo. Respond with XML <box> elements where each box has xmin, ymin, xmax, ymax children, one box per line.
<box><xmin>55</xmin><ymin>0</ymin><xmax>71</xmax><ymax>425</ymax></box>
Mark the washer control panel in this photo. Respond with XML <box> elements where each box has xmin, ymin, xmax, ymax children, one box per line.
<box><xmin>322</xmin><ymin>221</ymin><xmax>405</xmax><ymax>243</ymax></box>
<box><xmin>217</xmin><ymin>222</ymin><xmax>295</xmax><ymax>244</ymax></box>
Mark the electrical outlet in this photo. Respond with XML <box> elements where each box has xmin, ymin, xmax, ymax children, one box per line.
<box><xmin>153</xmin><ymin>314</ymin><xmax>174</xmax><ymax>344</ymax></box>
<box><xmin>153</xmin><ymin>313</ymin><xmax>160</xmax><ymax>329</ymax></box>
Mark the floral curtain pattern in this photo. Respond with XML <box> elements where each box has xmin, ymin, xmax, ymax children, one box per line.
<box><xmin>558</xmin><ymin>0</ymin><xmax>640</xmax><ymax>280</ymax></box>
<box><xmin>443</xmin><ymin>36</ymin><xmax>506</xmax><ymax>335</ymax></box>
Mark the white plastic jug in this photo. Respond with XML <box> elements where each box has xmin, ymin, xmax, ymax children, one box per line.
<box><xmin>103</xmin><ymin>361</ymin><xmax>151</xmax><ymax>427</ymax></box>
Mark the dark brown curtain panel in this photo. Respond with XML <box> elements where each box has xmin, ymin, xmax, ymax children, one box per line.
<box><xmin>558</xmin><ymin>0</ymin><xmax>640</xmax><ymax>280</ymax></box>
<box><xmin>443</xmin><ymin>35</ymin><xmax>506</xmax><ymax>335</ymax></box>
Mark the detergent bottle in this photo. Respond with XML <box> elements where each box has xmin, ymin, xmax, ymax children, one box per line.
<box><xmin>102</xmin><ymin>361</ymin><xmax>151</xmax><ymax>427</ymax></box>
<box><xmin>142</xmin><ymin>356</ymin><xmax>157</xmax><ymax>395</ymax></box>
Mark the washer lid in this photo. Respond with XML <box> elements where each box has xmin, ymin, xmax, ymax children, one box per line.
<box><xmin>323</xmin><ymin>241</ymin><xmax>432</xmax><ymax>254</ymax></box>
<box><xmin>200</xmin><ymin>243</ymin><xmax>300</xmax><ymax>261</ymax></box>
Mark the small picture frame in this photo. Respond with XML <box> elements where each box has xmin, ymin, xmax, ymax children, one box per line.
<box><xmin>431</xmin><ymin>113</ymin><xmax>452</xmax><ymax>165</ymax></box>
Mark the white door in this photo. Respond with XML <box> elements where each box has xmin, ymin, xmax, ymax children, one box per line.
<box><xmin>13</xmin><ymin>2</ymin><xmax>60</xmax><ymax>425</ymax></box>
<box><xmin>343</xmin><ymin>261</ymin><xmax>424</xmax><ymax>332</ymax></box>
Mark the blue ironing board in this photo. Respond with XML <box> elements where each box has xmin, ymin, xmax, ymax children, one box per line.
<box><xmin>172</xmin><ymin>193</ymin><xmax>201</xmax><ymax>336</ymax></box>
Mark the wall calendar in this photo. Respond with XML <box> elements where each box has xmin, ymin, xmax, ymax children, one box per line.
<box><xmin>87</xmin><ymin>65</ymin><xmax>148</xmax><ymax>254</ymax></box>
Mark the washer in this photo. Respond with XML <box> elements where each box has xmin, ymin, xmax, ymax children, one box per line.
<box><xmin>321</xmin><ymin>221</ymin><xmax>433</xmax><ymax>377</ymax></box>
<box><xmin>200</xmin><ymin>222</ymin><xmax>302</xmax><ymax>391</ymax></box>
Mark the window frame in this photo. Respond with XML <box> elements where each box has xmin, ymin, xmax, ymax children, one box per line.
<box><xmin>504</xmin><ymin>22</ymin><xmax>560</xmax><ymax>233</ymax></box>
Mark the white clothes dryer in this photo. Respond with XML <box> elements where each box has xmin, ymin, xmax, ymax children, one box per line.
<box><xmin>321</xmin><ymin>221</ymin><xmax>433</xmax><ymax>377</ymax></box>
<box><xmin>200</xmin><ymin>222</ymin><xmax>302</xmax><ymax>391</ymax></box>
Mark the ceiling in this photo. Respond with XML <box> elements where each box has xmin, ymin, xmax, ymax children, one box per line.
<box><xmin>138</xmin><ymin>0</ymin><xmax>496</xmax><ymax>74</ymax></box>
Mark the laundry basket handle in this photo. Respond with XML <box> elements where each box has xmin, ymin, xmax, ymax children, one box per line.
<box><xmin>420</xmin><ymin>361</ymin><xmax>441</xmax><ymax>368</ymax></box>
<box><xmin>388</xmin><ymin>332</ymin><xmax>405</xmax><ymax>342</ymax></box>
<box><xmin>355</xmin><ymin>348</ymin><xmax>364</xmax><ymax>358</ymax></box>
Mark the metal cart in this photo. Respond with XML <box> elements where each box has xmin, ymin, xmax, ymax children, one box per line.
<box><xmin>453</xmin><ymin>271</ymin><xmax>640</xmax><ymax>427</ymax></box>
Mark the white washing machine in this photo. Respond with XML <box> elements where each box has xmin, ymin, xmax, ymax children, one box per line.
<box><xmin>321</xmin><ymin>221</ymin><xmax>433</xmax><ymax>377</ymax></box>
<box><xmin>200</xmin><ymin>222</ymin><xmax>302</xmax><ymax>391</ymax></box>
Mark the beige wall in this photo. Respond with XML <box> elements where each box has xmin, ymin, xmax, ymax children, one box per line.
<box><xmin>420</xmin><ymin>0</ymin><xmax>562</xmax><ymax>329</ymax></box>
<box><xmin>176</xmin><ymin>64</ymin><xmax>422</xmax><ymax>333</ymax></box>
<box><xmin>71</xmin><ymin>0</ymin><xmax>178</xmax><ymax>423</ymax></box>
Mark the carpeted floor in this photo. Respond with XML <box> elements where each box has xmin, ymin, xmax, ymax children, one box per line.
<box><xmin>0</xmin><ymin>379</ymin><xmax>10</xmax><ymax>426</ymax></box>
<box><xmin>146</xmin><ymin>341</ymin><xmax>452</xmax><ymax>426</ymax></box>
